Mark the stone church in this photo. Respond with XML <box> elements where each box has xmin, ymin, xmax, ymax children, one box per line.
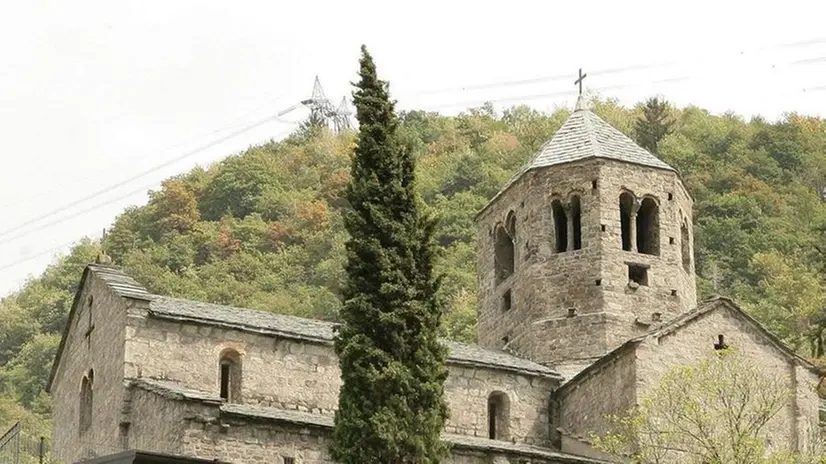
<box><xmin>46</xmin><ymin>97</ymin><xmax>824</xmax><ymax>463</ymax></box>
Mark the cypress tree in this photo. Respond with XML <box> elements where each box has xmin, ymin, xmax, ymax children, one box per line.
<box><xmin>633</xmin><ymin>96</ymin><xmax>674</xmax><ymax>155</ymax></box>
<box><xmin>330</xmin><ymin>46</ymin><xmax>450</xmax><ymax>463</ymax></box>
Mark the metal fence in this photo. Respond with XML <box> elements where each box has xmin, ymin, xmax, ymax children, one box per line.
<box><xmin>0</xmin><ymin>423</ymin><xmax>54</xmax><ymax>464</ymax></box>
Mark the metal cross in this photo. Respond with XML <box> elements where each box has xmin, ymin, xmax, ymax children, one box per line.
<box><xmin>574</xmin><ymin>68</ymin><xmax>587</xmax><ymax>95</ymax></box>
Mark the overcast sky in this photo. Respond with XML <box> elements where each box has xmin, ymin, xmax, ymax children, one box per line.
<box><xmin>1</xmin><ymin>0</ymin><xmax>825</xmax><ymax>296</ymax></box>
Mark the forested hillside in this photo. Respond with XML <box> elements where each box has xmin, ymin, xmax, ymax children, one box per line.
<box><xmin>2</xmin><ymin>99</ymin><xmax>826</xmax><ymax>434</ymax></box>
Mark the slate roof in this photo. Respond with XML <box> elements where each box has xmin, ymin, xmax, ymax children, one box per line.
<box><xmin>88</xmin><ymin>263</ymin><xmax>153</xmax><ymax>300</ymax></box>
<box><xmin>129</xmin><ymin>378</ymin><xmax>223</xmax><ymax>404</ymax></box>
<box><xmin>148</xmin><ymin>294</ymin><xmax>559</xmax><ymax>379</ymax></box>
<box><xmin>478</xmin><ymin>96</ymin><xmax>676</xmax><ymax>217</ymax></box>
<box><xmin>47</xmin><ymin>264</ymin><xmax>560</xmax><ymax>389</ymax></box>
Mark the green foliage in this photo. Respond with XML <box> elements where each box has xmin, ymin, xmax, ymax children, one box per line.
<box><xmin>0</xmin><ymin>92</ymin><xmax>824</xmax><ymax>443</ymax></box>
<box><xmin>592</xmin><ymin>349</ymin><xmax>825</xmax><ymax>464</ymax></box>
<box><xmin>329</xmin><ymin>46</ymin><xmax>449</xmax><ymax>464</ymax></box>
<box><xmin>633</xmin><ymin>97</ymin><xmax>674</xmax><ymax>155</ymax></box>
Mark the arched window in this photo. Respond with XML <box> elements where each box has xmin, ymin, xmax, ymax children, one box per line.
<box><xmin>551</xmin><ymin>200</ymin><xmax>567</xmax><ymax>253</ymax></box>
<box><xmin>619</xmin><ymin>192</ymin><xmax>634</xmax><ymax>251</ymax></box>
<box><xmin>219</xmin><ymin>349</ymin><xmax>242</xmax><ymax>403</ymax></box>
<box><xmin>487</xmin><ymin>391</ymin><xmax>510</xmax><ymax>440</ymax></box>
<box><xmin>79</xmin><ymin>369</ymin><xmax>93</xmax><ymax>434</ymax></box>
<box><xmin>570</xmin><ymin>195</ymin><xmax>582</xmax><ymax>250</ymax></box>
<box><xmin>681</xmin><ymin>218</ymin><xmax>691</xmax><ymax>272</ymax></box>
<box><xmin>636</xmin><ymin>197</ymin><xmax>660</xmax><ymax>255</ymax></box>
<box><xmin>494</xmin><ymin>213</ymin><xmax>516</xmax><ymax>284</ymax></box>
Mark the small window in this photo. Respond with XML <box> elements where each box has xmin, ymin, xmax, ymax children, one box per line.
<box><xmin>601</xmin><ymin>224</ymin><xmax>606</xmax><ymax>232</ymax></box>
<box><xmin>591</xmin><ymin>179</ymin><xmax>598</xmax><ymax>189</ymax></box>
<box><xmin>681</xmin><ymin>220</ymin><xmax>692</xmax><ymax>272</ymax></box>
<box><xmin>488</xmin><ymin>392</ymin><xmax>510</xmax><ymax>440</ymax></box>
<box><xmin>628</xmin><ymin>264</ymin><xmax>649</xmax><ymax>286</ymax></box>
<box><xmin>283</xmin><ymin>457</ymin><xmax>295</xmax><ymax>464</ymax></box>
<box><xmin>567</xmin><ymin>308</ymin><xmax>577</xmax><ymax>318</ymax></box>
<box><xmin>667</xmin><ymin>192</ymin><xmax>674</xmax><ymax>201</ymax></box>
<box><xmin>595</xmin><ymin>279</ymin><xmax>602</xmax><ymax>286</ymax></box>
<box><xmin>501</xmin><ymin>289</ymin><xmax>512</xmax><ymax>311</ymax></box>
<box><xmin>669</xmin><ymin>237</ymin><xmax>675</xmax><ymax>245</ymax></box>
<box><xmin>218</xmin><ymin>349</ymin><xmax>242</xmax><ymax>403</ymax></box>
<box><xmin>713</xmin><ymin>334</ymin><xmax>728</xmax><ymax>351</ymax></box>
<box><xmin>79</xmin><ymin>370</ymin><xmax>94</xmax><ymax>435</ymax></box>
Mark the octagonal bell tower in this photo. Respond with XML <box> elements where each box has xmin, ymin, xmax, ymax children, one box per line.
<box><xmin>475</xmin><ymin>96</ymin><xmax>696</xmax><ymax>379</ymax></box>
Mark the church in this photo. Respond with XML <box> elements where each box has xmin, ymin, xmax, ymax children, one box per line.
<box><xmin>46</xmin><ymin>97</ymin><xmax>825</xmax><ymax>463</ymax></box>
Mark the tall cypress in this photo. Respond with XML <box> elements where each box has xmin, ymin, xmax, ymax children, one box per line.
<box><xmin>330</xmin><ymin>46</ymin><xmax>449</xmax><ymax>464</ymax></box>
<box><xmin>633</xmin><ymin>96</ymin><xmax>674</xmax><ymax>155</ymax></box>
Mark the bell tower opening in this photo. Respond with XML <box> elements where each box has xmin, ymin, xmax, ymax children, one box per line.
<box><xmin>493</xmin><ymin>212</ymin><xmax>516</xmax><ymax>284</ymax></box>
<box><xmin>636</xmin><ymin>197</ymin><xmax>659</xmax><ymax>255</ymax></box>
<box><xmin>619</xmin><ymin>192</ymin><xmax>634</xmax><ymax>251</ymax></box>
<box><xmin>552</xmin><ymin>200</ymin><xmax>567</xmax><ymax>253</ymax></box>
<box><xmin>571</xmin><ymin>195</ymin><xmax>582</xmax><ymax>250</ymax></box>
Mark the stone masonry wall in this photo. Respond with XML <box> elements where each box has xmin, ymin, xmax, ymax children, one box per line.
<box><xmin>50</xmin><ymin>273</ymin><xmax>142</xmax><ymax>463</ymax></box>
<box><xmin>124</xmin><ymin>386</ymin><xmax>196</xmax><ymax>454</ymax></box>
<box><xmin>554</xmin><ymin>348</ymin><xmax>636</xmax><ymax>442</ymax></box>
<box><xmin>636</xmin><ymin>306</ymin><xmax>820</xmax><ymax>454</ymax></box>
<box><xmin>476</xmin><ymin>161</ymin><xmax>608</xmax><ymax>366</ymax></box>
<box><xmin>596</xmin><ymin>161</ymin><xmax>697</xmax><ymax>352</ymax></box>
<box><xmin>124</xmin><ymin>312</ymin><xmax>556</xmax><ymax>446</ymax></box>
<box><xmin>444</xmin><ymin>366</ymin><xmax>556</xmax><ymax>445</ymax></box>
<box><xmin>124</xmin><ymin>316</ymin><xmax>341</xmax><ymax>414</ymax></box>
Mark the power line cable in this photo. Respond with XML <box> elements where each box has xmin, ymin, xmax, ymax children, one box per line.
<box><xmin>410</xmin><ymin>53</ymin><xmax>826</xmax><ymax>112</ymax></box>
<box><xmin>411</xmin><ymin>34</ymin><xmax>826</xmax><ymax>96</ymax></box>
<box><xmin>0</xmin><ymin>106</ymin><xmax>302</xmax><ymax>241</ymax></box>
<box><xmin>0</xmin><ymin>125</ymin><xmax>301</xmax><ymax>272</ymax></box>
<box><xmin>0</xmin><ymin>93</ymin><xmax>294</xmax><ymax>210</ymax></box>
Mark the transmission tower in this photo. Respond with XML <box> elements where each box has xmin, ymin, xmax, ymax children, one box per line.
<box><xmin>300</xmin><ymin>76</ymin><xmax>353</xmax><ymax>133</ymax></box>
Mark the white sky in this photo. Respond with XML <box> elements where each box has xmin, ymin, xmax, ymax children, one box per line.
<box><xmin>1</xmin><ymin>0</ymin><xmax>825</xmax><ymax>296</ymax></box>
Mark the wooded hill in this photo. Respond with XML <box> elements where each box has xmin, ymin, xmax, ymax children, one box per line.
<box><xmin>2</xmin><ymin>98</ymin><xmax>825</xmax><ymax>436</ymax></box>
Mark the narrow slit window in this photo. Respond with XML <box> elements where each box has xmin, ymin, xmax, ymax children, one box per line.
<box><xmin>487</xmin><ymin>392</ymin><xmax>510</xmax><ymax>440</ymax></box>
<box><xmin>619</xmin><ymin>192</ymin><xmax>634</xmax><ymax>251</ymax></box>
<box><xmin>681</xmin><ymin>220</ymin><xmax>692</xmax><ymax>272</ymax></box>
<box><xmin>501</xmin><ymin>289</ymin><xmax>512</xmax><ymax>311</ymax></box>
<box><xmin>552</xmin><ymin>200</ymin><xmax>567</xmax><ymax>253</ymax></box>
<box><xmin>218</xmin><ymin>349</ymin><xmax>242</xmax><ymax>403</ymax></box>
<box><xmin>571</xmin><ymin>196</ymin><xmax>582</xmax><ymax>250</ymax></box>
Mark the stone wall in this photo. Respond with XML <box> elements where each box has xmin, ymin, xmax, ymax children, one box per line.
<box><xmin>124</xmin><ymin>316</ymin><xmax>341</xmax><ymax>414</ymax></box>
<box><xmin>553</xmin><ymin>347</ymin><xmax>636</xmax><ymax>443</ymax></box>
<box><xmin>597</xmin><ymin>161</ymin><xmax>697</xmax><ymax>350</ymax></box>
<box><xmin>444</xmin><ymin>366</ymin><xmax>556</xmax><ymax>446</ymax></box>
<box><xmin>636</xmin><ymin>305</ymin><xmax>820</xmax><ymax>455</ymax></box>
<box><xmin>476</xmin><ymin>158</ymin><xmax>697</xmax><ymax>369</ymax></box>
<box><xmin>123</xmin><ymin>312</ymin><xmax>557</xmax><ymax>446</ymax></box>
<box><xmin>50</xmin><ymin>272</ymin><xmax>143</xmax><ymax>463</ymax></box>
<box><xmin>476</xmin><ymin>161</ymin><xmax>608</xmax><ymax>366</ymax></box>
<box><xmin>124</xmin><ymin>391</ymin><xmax>588</xmax><ymax>464</ymax></box>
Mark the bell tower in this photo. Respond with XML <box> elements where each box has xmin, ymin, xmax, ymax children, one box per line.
<box><xmin>475</xmin><ymin>96</ymin><xmax>696</xmax><ymax>379</ymax></box>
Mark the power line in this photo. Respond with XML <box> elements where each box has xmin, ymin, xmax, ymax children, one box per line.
<box><xmin>0</xmin><ymin>94</ymin><xmax>294</xmax><ymax>211</ymax></box>
<box><xmin>0</xmin><ymin>105</ymin><xmax>302</xmax><ymax>242</ymax></box>
<box><xmin>410</xmin><ymin>53</ymin><xmax>826</xmax><ymax>112</ymax></box>
<box><xmin>411</xmin><ymin>34</ymin><xmax>826</xmax><ymax>96</ymax></box>
<box><xmin>0</xmin><ymin>125</ymin><xmax>301</xmax><ymax>273</ymax></box>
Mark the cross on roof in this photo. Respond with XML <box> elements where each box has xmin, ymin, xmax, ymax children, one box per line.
<box><xmin>575</xmin><ymin>68</ymin><xmax>587</xmax><ymax>96</ymax></box>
